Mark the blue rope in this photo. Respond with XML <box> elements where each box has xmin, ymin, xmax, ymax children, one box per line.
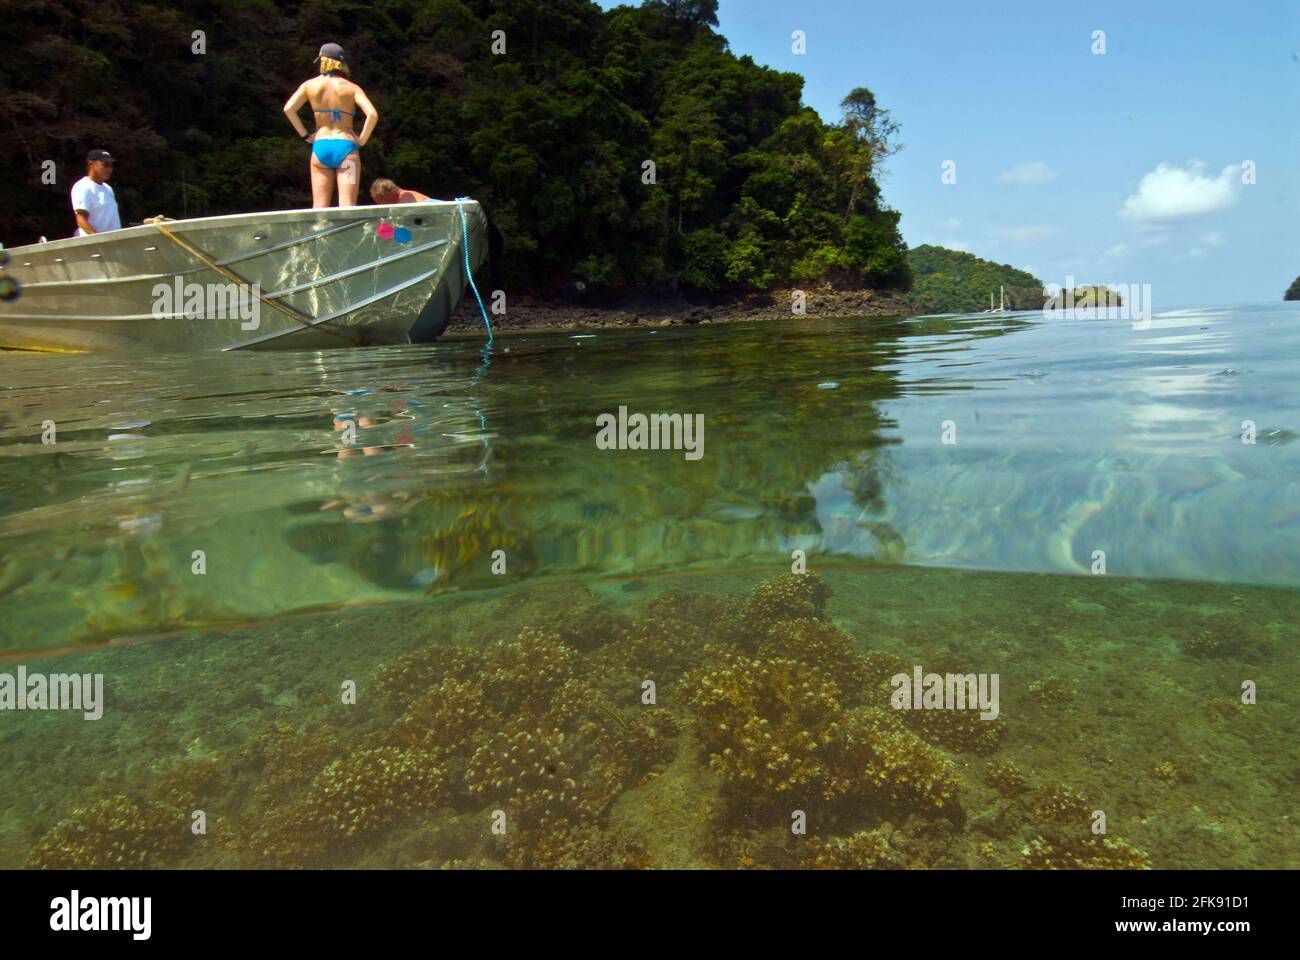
<box><xmin>456</xmin><ymin>197</ymin><xmax>492</xmax><ymax>348</ymax></box>
<box><xmin>454</xmin><ymin>198</ymin><xmax>493</xmax><ymax>474</ymax></box>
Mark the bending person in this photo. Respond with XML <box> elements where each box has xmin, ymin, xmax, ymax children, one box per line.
<box><xmin>370</xmin><ymin>178</ymin><xmax>431</xmax><ymax>204</ymax></box>
<box><xmin>283</xmin><ymin>43</ymin><xmax>378</xmax><ymax>207</ymax></box>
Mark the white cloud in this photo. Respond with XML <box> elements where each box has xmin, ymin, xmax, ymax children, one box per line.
<box><xmin>943</xmin><ymin>218</ymin><xmax>962</xmax><ymax>231</ymax></box>
<box><xmin>1102</xmin><ymin>243</ymin><xmax>1129</xmax><ymax>259</ymax></box>
<box><xmin>998</xmin><ymin>162</ymin><xmax>1057</xmax><ymax>186</ymax></box>
<box><xmin>1119</xmin><ymin>161</ymin><xmax>1239</xmax><ymax>223</ymax></box>
<box><xmin>988</xmin><ymin>225</ymin><xmax>1056</xmax><ymax>242</ymax></box>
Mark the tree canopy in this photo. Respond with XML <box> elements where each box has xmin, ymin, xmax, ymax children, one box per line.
<box><xmin>0</xmin><ymin>0</ymin><xmax>911</xmax><ymax>295</ymax></box>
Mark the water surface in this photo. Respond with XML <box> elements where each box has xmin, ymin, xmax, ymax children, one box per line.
<box><xmin>4</xmin><ymin>304</ymin><xmax>1299</xmax><ymax>650</ymax></box>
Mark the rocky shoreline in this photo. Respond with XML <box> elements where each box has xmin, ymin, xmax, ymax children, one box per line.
<box><xmin>444</xmin><ymin>286</ymin><xmax>917</xmax><ymax>335</ymax></box>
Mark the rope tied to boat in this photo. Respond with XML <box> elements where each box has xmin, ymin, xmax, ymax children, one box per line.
<box><xmin>455</xmin><ymin>198</ymin><xmax>492</xmax><ymax>347</ymax></box>
<box><xmin>149</xmin><ymin>220</ymin><xmax>362</xmax><ymax>346</ymax></box>
<box><xmin>455</xmin><ymin>198</ymin><xmax>493</xmax><ymax>474</ymax></box>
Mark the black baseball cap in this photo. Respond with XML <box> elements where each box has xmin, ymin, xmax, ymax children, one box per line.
<box><xmin>87</xmin><ymin>149</ymin><xmax>115</xmax><ymax>164</ymax></box>
<box><xmin>314</xmin><ymin>42</ymin><xmax>347</xmax><ymax>63</ymax></box>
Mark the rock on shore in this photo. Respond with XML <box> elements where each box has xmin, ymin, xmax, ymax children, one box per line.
<box><xmin>446</xmin><ymin>286</ymin><xmax>916</xmax><ymax>335</ymax></box>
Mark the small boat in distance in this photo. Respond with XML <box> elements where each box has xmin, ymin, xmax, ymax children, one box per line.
<box><xmin>982</xmin><ymin>285</ymin><xmax>1006</xmax><ymax>313</ymax></box>
<box><xmin>0</xmin><ymin>200</ymin><xmax>487</xmax><ymax>352</ymax></box>
<box><xmin>977</xmin><ymin>283</ymin><xmax>1008</xmax><ymax>314</ymax></box>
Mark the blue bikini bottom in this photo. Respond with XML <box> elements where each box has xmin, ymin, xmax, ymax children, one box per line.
<box><xmin>312</xmin><ymin>138</ymin><xmax>358</xmax><ymax>169</ymax></box>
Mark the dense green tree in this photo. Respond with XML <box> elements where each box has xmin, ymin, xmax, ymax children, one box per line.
<box><xmin>642</xmin><ymin>0</ymin><xmax>720</xmax><ymax>26</ymax></box>
<box><xmin>1285</xmin><ymin>276</ymin><xmax>1300</xmax><ymax>301</ymax></box>
<box><xmin>834</xmin><ymin>87</ymin><xmax>900</xmax><ymax>219</ymax></box>
<box><xmin>845</xmin><ymin>211</ymin><xmax>910</xmax><ymax>290</ymax></box>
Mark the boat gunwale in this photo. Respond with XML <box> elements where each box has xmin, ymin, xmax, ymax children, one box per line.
<box><xmin>14</xmin><ymin>218</ymin><xmax>369</xmax><ymax>290</ymax></box>
<box><xmin>0</xmin><ymin>199</ymin><xmax>480</xmax><ymax>258</ymax></box>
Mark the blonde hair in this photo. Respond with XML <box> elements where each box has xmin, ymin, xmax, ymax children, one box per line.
<box><xmin>319</xmin><ymin>57</ymin><xmax>349</xmax><ymax>76</ymax></box>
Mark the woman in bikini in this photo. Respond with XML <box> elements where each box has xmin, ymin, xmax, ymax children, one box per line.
<box><xmin>282</xmin><ymin>43</ymin><xmax>379</xmax><ymax>208</ymax></box>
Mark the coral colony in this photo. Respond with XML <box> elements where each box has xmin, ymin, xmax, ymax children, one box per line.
<box><xmin>22</xmin><ymin>573</ymin><xmax>1154</xmax><ymax>870</ymax></box>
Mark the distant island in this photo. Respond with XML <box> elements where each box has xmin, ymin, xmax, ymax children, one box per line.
<box><xmin>904</xmin><ymin>246</ymin><xmax>1129</xmax><ymax>314</ymax></box>
<box><xmin>905</xmin><ymin>245</ymin><xmax>1046</xmax><ymax>313</ymax></box>
<box><xmin>1055</xmin><ymin>284</ymin><xmax>1123</xmax><ymax>308</ymax></box>
<box><xmin>1286</xmin><ymin>277</ymin><xmax>1300</xmax><ymax>300</ymax></box>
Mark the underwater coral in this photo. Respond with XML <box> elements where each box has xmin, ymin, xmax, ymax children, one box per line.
<box><xmin>20</xmin><ymin>567</ymin><xmax>1276</xmax><ymax>870</ymax></box>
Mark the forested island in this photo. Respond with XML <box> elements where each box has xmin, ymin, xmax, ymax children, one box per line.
<box><xmin>1058</xmin><ymin>284</ymin><xmax>1123</xmax><ymax>308</ymax></box>
<box><xmin>905</xmin><ymin>246</ymin><xmax>1047</xmax><ymax>313</ymax></box>
<box><xmin>4</xmin><ymin>0</ymin><xmax>913</xmax><ymax>301</ymax></box>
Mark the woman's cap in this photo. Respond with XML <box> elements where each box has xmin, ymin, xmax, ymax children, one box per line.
<box><xmin>315</xmin><ymin>43</ymin><xmax>347</xmax><ymax>63</ymax></box>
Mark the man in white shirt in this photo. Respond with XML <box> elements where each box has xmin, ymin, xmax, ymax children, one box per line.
<box><xmin>70</xmin><ymin>149</ymin><xmax>122</xmax><ymax>237</ymax></box>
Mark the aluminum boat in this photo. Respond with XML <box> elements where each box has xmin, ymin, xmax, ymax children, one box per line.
<box><xmin>0</xmin><ymin>200</ymin><xmax>487</xmax><ymax>352</ymax></box>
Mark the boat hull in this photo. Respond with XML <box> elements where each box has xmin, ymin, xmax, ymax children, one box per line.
<box><xmin>0</xmin><ymin>200</ymin><xmax>487</xmax><ymax>352</ymax></box>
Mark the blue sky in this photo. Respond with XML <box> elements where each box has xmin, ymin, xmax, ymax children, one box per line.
<box><xmin>599</xmin><ymin>0</ymin><xmax>1300</xmax><ymax>307</ymax></box>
